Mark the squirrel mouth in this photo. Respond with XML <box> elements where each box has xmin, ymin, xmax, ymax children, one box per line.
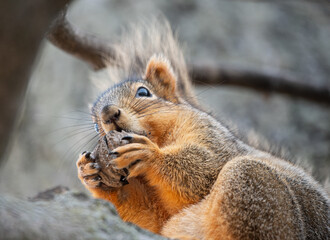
<box><xmin>110</xmin><ymin>122</ymin><xmax>147</xmax><ymax>137</ymax></box>
<box><xmin>113</xmin><ymin>122</ymin><xmax>124</xmax><ymax>132</ymax></box>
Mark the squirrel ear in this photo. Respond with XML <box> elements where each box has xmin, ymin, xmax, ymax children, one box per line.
<box><xmin>145</xmin><ymin>55</ymin><xmax>177</xmax><ymax>97</ymax></box>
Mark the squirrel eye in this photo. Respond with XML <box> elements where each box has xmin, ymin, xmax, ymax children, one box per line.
<box><xmin>136</xmin><ymin>87</ymin><xmax>152</xmax><ymax>98</ymax></box>
<box><xmin>94</xmin><ymin>123</ymin><xmax>99</xmax><ymax>133</ymax></box>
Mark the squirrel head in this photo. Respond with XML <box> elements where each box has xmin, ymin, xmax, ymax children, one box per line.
<box><xmin>91</xmin><ymin>54</ymin><xmax>185</xmax><ymax>145</ymax></box>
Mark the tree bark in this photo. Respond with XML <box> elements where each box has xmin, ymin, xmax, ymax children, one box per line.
<box><xmin>0</xmin><ymin>0</ymin><xmax>71</xmax><ymax>164</ymax></box>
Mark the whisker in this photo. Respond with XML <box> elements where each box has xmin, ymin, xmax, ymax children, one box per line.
<box><xmin>135</xmin><ymin>98</ymin><xmax>164</xmax><ymax>114</ymax></box>
<box><xmin>53</xmin><ymin>128</ymin><xmax>95</xmax><ymax>146</ymax></box>
<box><xmin>71</xmin><ymin>109</ymin><xmax>95</xmax><ymax>116</ymax></box>
<box><xmin>137</xmin><ymin>103</ymin><xmax>168</xmax><ymax>115</ymax></box>
<box><xmin>85</xmin><ymin>137</ymin><xmax>100</xmax><ymax>154</ymax></box>
<box><xmin>56</xmin><ymin>132</ymin><xmax>99</xmax><ymax>171</ymax></box>
<box><xmin>71</xmin><ymin>133</ymin><xmax>101</xmax><ymax>155</ymax></box>
<box><xmin>62</xmin><ymin>131</ymin><xmax>99</xmax><ymax>159</ymax></box>
<box><xmin>178</xmin><ymin>85</ymin><xmax>215</xmax><ymax>107</ymax></box>
<box><xmin>37</xmin><ymin>112</ymin><xmax>93</xmax><ymax>122</ymax></box>
<box><xmin>124</xmin><ymin>87</ymin><xmax>134</xmax><ymax>109</ymax></box>
<box><xmin>57</xmin><ymin>116</ymin><xmax>93</xmax><ymax>122</ymax></box>
<box><xmin>50</xmin><ymin>123</ymin><xmax>94</xmax><ymax>131</ymax></box>
<box><xmin>47</xmin><ymin>125</ymin><xmax>94</xmax><ymax>138</ymax></box>
<box><xmin>58</xmin><ymin>109</ymin><xmax>96</xmax><ymax>118</ymax></box>
<box><xmin>134</xmin><ymin>95</ymin><xmax>152</xmax><ymax>110</ymax></box>
<box><xmin>137</xmin><ymin>108</ymin><xmax>180</xmax><ymax>119</ymax></box>
<box><xmin>128</xmin><ymin>97</ymin><xmax>148</xmax><ymax>117</ymax></box>
<box><xmin>137</xmin><ymin>99</ymin><xmax>180</xmax><ymax>115</ymax></box>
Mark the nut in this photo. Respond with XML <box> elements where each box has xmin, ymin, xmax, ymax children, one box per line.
<box><xmin>92</xmin><ymin>130</ymin><xmax>130</xmax><ymax>188</ymax></box>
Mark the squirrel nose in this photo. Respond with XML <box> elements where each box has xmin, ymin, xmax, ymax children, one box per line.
<box><xmin>101</xmin><ymin>105</ymin><xmax>121</xmax><ymax>124</ymax></box>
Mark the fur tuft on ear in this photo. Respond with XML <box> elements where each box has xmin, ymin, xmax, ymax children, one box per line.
<box><xmin>145</xmin><ymin>54</ymin><xmax>177</xmax><ymax>95</ymax></box>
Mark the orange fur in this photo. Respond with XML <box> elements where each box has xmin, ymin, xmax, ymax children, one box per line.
<box><xmin>83</xmin><ymin>174</ymin><xmax>170</xmax><ymax>233</ymax></box>
<box><xmin>77</xmin><ymin>54</ymin><xmax>329</xmax><ymax>239</ymax></box>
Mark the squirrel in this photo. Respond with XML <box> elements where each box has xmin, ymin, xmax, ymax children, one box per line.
<box><xmin>76</xmin><ymin>20</ymin><xmax>330</xmax><ymax>239</ymax></box>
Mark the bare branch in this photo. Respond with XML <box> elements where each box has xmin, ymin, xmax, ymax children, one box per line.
<box><xmin>46</xmin><ymin>13</ymin><xmax>330</xmax><ymax>105</ymax></box>
<box><xmin>190</xmin><ymin>65</ymin><xmax>330</xmax><ymax>105</ymax></box>
<box><xmin>47</xmin><ymin>8</ymin><xmax>118</xmax><ymax>70</ymax></box>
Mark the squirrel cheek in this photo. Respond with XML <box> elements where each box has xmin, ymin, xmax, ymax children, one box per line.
<box><xmin>120</xmin><ymin>114</ymin><xmax>144</xmax><ymax>135</ymax></box>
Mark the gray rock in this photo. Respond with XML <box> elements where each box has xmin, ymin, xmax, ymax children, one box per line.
<box><xmin>0</xmin><ymin>186</ymin><xmax>166</xmax><ymax>240</ymax></box>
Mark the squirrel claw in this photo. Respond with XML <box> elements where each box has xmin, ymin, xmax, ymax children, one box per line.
<box><xmin>93</xmin><ymin>176</ymin><xmax>101</xmax><ymax>181</ymax></box>
<box><xmin>121</xmin><ymin>135</ymin><xmax>133</xmax><ymax>142</ymax></box>
<box><xmin>90</xmin><ymin>163</ymin><xmax>100</xmax><ymax>169</ymax></box>
<box><xmin>120</xmin><ymin>176</ymin><xmax>129</xmax><ymax>185</ymax></box>
<box><xmin>85</xmin><ymin>151</ymin><xmax>91</xmax><ymax>159</ymax></box>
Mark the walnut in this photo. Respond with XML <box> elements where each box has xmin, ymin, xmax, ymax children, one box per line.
<box><xmin>92</xmin><ymin>130</ymin><xmax>130</xmax><ymax>188</ymax></box>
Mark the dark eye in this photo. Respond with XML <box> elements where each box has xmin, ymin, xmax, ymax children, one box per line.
<box><xmin>136</xmin><ymin>87</ymin><xmax>152</xmax><ymax>98</ymax></box>
<box><xmin>94</xmin><ymin>123</ymin><xmax>99</xmax><ymax>133</ymax></box>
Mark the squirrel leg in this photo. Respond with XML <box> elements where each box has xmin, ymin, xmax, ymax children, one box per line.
<box><xmin>77</xmin><ymin>151</ymin><xmax>169</xmax><ymax>233</ymax></box>
<box><xmin>163</xmin><ymin>157</ymin><xmax>305</xmax><ymax>240</ymax></box>
<box><xmin>201</xmin><ymin>157</ymin><xmax>304</xmax><ymax>240</ymax></box>
<box><xmin>111</xmin><ymin>135</ymin><xmax>218</xmax><ymax>215</ymax></box>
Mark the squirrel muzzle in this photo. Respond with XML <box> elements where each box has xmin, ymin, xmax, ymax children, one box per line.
<box><xmin>101</xmin><ymin>105</ymin><xmax>126</xmax><ymax>133</ymax></box>
<box><xmin>101</xmin><ymin>105</ymin><xmax>121</xmax><ymax>124</ymax></box>
<box><xmin>100</xmin><ymin>104</ymin><xmax>142</xmax><ymax>135</ymax></box>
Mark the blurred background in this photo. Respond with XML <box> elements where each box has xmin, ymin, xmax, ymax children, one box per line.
<box><xmin>0</xmin><ymin>0</ymin><xmax>329</xmax><ymax>198</ymax></box>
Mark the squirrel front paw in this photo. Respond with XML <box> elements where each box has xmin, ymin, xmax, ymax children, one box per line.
<box><xmin>77</xmin><ymin>151</ymin><xmax>103</xmax><ymax>189</ymax></box>
<box><xmin>77</xmin><ymin>150</ymin><xmax>129</xmax><ymax>189</ymax></box>
<box><xmin>111</xmin><ymin>134</ymin><xmax>161</xmax><ymax>178</ymax></box>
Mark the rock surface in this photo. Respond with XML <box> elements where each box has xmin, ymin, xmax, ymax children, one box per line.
<box><xmin>0</xmin><ymin>186</ymin><xmax>166</xmax><ymax>240</ymax></box>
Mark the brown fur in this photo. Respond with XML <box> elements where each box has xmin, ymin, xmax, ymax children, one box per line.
<box><xmin>77</xmin><ymin>21</ymin><xmax>329</xmax><ymax>239</ymax></box>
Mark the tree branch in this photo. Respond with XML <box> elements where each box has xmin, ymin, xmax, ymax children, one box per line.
<box><xmin>190</xmin><ymin>65</ymin><xmax>330</xmax><ymax>105</ymax></box>
<box><xmin>47</xmin><ymin>7</ymin><xmax>118</xmax><ymax>70</ymax></box>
